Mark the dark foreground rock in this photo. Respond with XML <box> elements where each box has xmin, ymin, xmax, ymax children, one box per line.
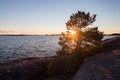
<box><xmin>73</xmin><ymin>37</ymin><xmax>120</xmax><ymax>80</ymax></box>
<box><xmin>102</xmin><ymin>37</ymin><xmax>120</xmax><ymax>52</ymax></box>
<box><xmin>0</xmin><ymin>57</ymin><xmax>51</xmax><ymax>80</ymax></box>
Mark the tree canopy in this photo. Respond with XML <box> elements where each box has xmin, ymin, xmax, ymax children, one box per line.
<box><xmin>57</xmin><ymin>11</ymin><xmax>103</xmax><ymax>56</ymax></box>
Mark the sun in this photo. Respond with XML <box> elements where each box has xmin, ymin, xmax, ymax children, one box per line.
<box><xmin>70</xmin><ymin>30</ymin><xmax>75</xmax><ymax>35</ymax></box>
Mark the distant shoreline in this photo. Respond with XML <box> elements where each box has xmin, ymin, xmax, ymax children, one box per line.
<box><xmin>104</xmin><ymin>33</ymin><xmax>120</xmax><ymax>36</ymax></box>
<box><xmin>0</xmin><ymin>33</ymin><xmax>120</xmax><ymax>36</ymax></box>
<box><xmin>0</xmin><ymin>34</ymin><xmax>61</xmax><ymax>36</ymax></box>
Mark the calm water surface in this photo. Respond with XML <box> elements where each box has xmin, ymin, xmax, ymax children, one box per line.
<box><xmin>0</xmin><ymin>35</ymin><xmax>116</xmax><ymax>61</ymax></box>
<box><xmin>0</xmin><ymin>36</ymin><xmax>59</xmax><ymax>61</ymax></box>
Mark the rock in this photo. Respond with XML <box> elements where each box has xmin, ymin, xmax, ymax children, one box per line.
<box><xmin>73</xmin><ymin>37</ymin><xmax>120</xmax><ymax>80</ymax></box>
<box><xmin>0</xmin><ymin>57</ymin><xmax>51</xmax><ymax>80</ymax></box>
<box><xmin>102</xmin><ymin>37</ymin><xmax>120</xmax><ymax>52</ymax></box>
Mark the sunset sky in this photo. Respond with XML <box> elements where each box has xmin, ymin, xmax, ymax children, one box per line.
<box><xmin>0</xmin><ymin>0</ymin><xmax>120</xmax><ymax>34</ymax></box>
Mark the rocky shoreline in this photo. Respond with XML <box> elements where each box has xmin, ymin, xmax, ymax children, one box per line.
<box><xmin>0</xmin><ymin>57</ymin><xmax>51</xmax><ymax>80</ymax></box>
<box><xmin>73</xmin><ymin>37</ymin><xmax>120</xmax><ymax>80</ymax></box>
<box><xmin>0</xmin><ymin>37</ymin><xmax>120</xmax><ymax>80</ymax></box>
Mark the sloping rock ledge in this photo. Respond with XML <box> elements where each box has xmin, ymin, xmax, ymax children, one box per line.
<box><xmin>72</xmin><ymin>37</ymin><xmax>120</xmax><ymax>80</ymax></box>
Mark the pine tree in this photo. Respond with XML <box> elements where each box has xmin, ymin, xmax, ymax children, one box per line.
<box><xmin>48</xmin><ymin>11</ymin><xmax>103</xmax><ymax>76</ymax></box>
<box><xmin>57</xmin><ymin>11</ymin><xmax>103</xmax><ymax>56</ymax></box>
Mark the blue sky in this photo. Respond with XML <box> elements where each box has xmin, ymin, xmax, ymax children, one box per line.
<box><xmin>0</xmin><ymin>0</ymin><xmax>120</xmax><ymax>34</ymax></box>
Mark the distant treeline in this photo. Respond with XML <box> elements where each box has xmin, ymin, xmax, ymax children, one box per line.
<box><xmin>104</xmin><ymin>33</ymin><xmax>120</xmax><ymax>36</ymax></box>
<box><xmin>0</xmin><ymin>34</ymin><xmax>61</xmax><ymax>36</ymax></box>
<box><xmin>111</xmin><ymin>33</ymin><xmax>120</xmax><ymax>35</ymax></box>
<box><xmin>0</xmin><ymin>33</ymin><xmax>119</xmax><ymax>36</ymax></box>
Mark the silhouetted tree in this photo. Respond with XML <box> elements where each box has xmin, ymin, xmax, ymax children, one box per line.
<box><xmin>57</xmin><ymin>11</ymin><xmax>103</xmax><ymax>56</ymax></box>
<box><xmin>48</xmin><ymin>11</ymin><xmax>103</xmax><ymax>77</ymax></box>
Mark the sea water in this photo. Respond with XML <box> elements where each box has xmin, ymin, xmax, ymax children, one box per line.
<box><xmin>0</xmin><ymin>35</ymin><xmax>116</xmax><ymax>61</ymax></box>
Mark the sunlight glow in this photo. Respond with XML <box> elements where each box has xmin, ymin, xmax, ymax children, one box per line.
<box><xmin>70</xmin><ymin>31</ymin><xmax>75</xmax><ymax>35</ymax></box>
